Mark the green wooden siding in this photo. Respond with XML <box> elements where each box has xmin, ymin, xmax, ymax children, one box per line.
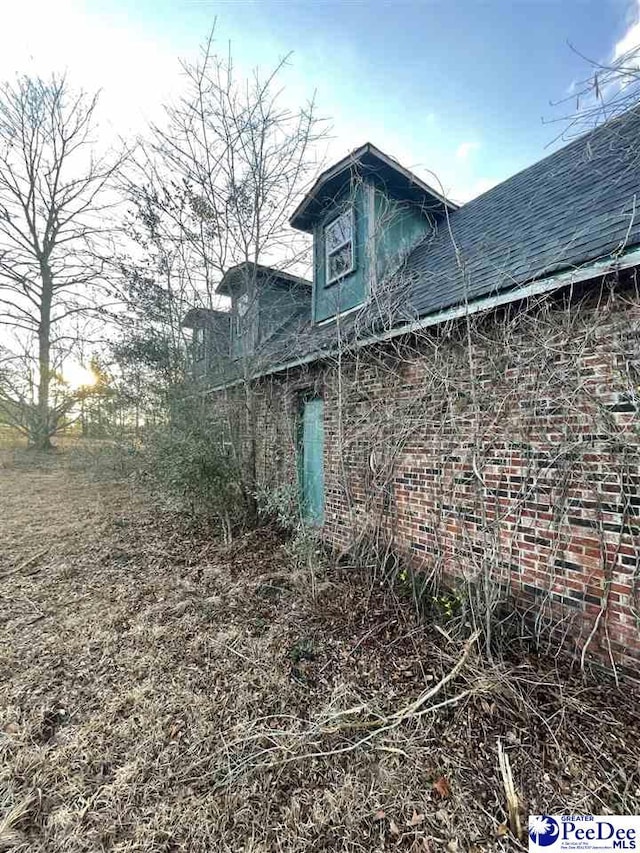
<box><xmin>230</xmin><ymin>294</ymin><xmax>256</xmax><ymax>359</ymax></box>
<box><xmin>230</xmin><ymin>278</ymin><xmax>310</xmax><ymax>358</ymax></box>
<box><xmin>313</xmin><ymin>183</ymin><xmax>369</xmax><ymax>323</ymax></box>
<box><xmin>312</xmin><ymin>179</ymin><xmax>431</xmax><ymax>324</ymax></box>
<box><xmin>374</xmin><ymin>190</ymin><xmax>432</xmax><ymax>282</ymax></box>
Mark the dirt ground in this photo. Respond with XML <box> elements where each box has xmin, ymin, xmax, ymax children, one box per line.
<box><xmin>1</xmin><ymin>445</ymin><xmax>640</xmax><ymax>852</ymax></box>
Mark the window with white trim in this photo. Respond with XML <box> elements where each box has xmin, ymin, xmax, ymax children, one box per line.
<box><xmin>325</xmin><ymin>210</ymin><xmax>355</xmax><ymax>284</ymax></box>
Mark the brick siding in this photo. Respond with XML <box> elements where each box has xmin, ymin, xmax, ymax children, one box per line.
<box><xmin>236</xmin><ymin>278</ymin><xmax>640</xmax><ymax>674</ymax></box>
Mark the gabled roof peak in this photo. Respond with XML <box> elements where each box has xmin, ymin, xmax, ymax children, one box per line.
<box><xmin>182</xmin><ymin>307</ymin><xmax>230</xmax><ymax>330</ymax></box>
<box><xmin>216</xmin><ymin>261</ymin><xmax>312</xmax><ymax>296</ymax></box>
<box><xmin>290</xmin><ymin>142</ymin><xmax>458</xmax><ymax>233</ymax></box>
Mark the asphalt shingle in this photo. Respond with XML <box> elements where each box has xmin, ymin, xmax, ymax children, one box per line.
<box><xmin>404</xmin><ymin>108</ymin><xmax>640</xmax><ymax>318</ymax></box>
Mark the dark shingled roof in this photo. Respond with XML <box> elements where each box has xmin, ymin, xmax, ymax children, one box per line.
<box><xmin>212</xmin><ymin>106</ymin><xmax>640</xmax><ymax>385</ymax></box>
<box><xmin>403</xmin><ymin>106</ymin><xmax>640</xmax><ymax>318</ymax></box>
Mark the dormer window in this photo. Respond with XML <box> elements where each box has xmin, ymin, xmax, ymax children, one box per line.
<box><xmin>290</xmin><ymin>143</ymin><xmax>457</xmax><ymax>324</ymax></box>
<box><xmin>325</xmin><ymin>210</ymin><xmax>355</xmax><ymax>284</ymax></box>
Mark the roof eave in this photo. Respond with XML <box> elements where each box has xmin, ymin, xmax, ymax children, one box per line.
<box><xmin>181</xmin><ymin>310</ymin><xmax>199</xmax><ymax>329</ymax></box>
<box><xmin>182</xmin><ymin>307</ymin><xmax>231</xmax><ymax>329</ymax></box>
<box><xmin>205</xmin><ymin>246</ymin><xmax>640</xmax><ymax>391</ymax></box>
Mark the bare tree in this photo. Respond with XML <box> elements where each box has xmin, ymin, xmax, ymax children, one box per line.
<box><xmin>118</xmin><ymin>32</ymin><xmax>327</xmax><ymax>517</ymax></box>
<box><xmin>152</xmin><ymin>32</ymin><xmax>324</xmax><ymax>298</ymax></box>
<box><xmin>0</xmin><ymin>74</ymin><xmax>125</xmax><ymax>449</ymax></box>
<box><xmin>550</xmin><ymin>43</ymin><xmax>640</xmax><ymax>138</ymax></box>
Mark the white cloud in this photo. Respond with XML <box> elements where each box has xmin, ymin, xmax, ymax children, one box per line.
<box><xmin>563</xmin><ymin>1</ymin><xmax>640</xmax><ymax>115</ymax></box>
<box><xmin>614</xmin><ymin>0</ymin><xmax>640</xmax><ymax>59</ymax></box>
<box><xmin>455</xmin><ymin>141</ymin><xmax>480</xmax><ymax>161</ymax></box>
<box><xmin>452</xmin><ymin>176</ymin><xmax>499</xmax><ymax>205</ymax></box>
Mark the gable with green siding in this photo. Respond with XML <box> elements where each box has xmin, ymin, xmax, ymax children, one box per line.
<box><xmin>373</xmin><ymin>188</ymin><xmax>434</xmax><ymax>284</ymax></box>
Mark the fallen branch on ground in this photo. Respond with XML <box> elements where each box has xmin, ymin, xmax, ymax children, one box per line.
<box><xmin>0</xmin><ymin>547</ymin><xmax>49</xmax><ymax>580</ymax></box>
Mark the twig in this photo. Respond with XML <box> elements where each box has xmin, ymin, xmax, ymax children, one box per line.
<box><xmin>0</xmin><ymin>547</ymin><xmax>49</xmax><ymax>580</ymax></box>
<box><xmin>274</xmin><ymin>691</ymin><xmax>472</xmax><ymax>768</ymax></box>
<box><xmin>225</xmin><ymin>642</ymin><xmax>263</xmax><ymax>668</ymax></box>
<box><xmin>497</xmin><ymin>737</ymin><xmax>522</xmax><ymax>840</ymax></box>
<box><xmin>390</xmin><ymin>630</ymin><xmax>480</xmax><ymax>722</ymax></box>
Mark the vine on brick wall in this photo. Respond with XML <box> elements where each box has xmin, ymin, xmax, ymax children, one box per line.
<box><xmin>246</xmin><ymin>272</ymin><xmax>640</xmax><ymax>679</ymax></box>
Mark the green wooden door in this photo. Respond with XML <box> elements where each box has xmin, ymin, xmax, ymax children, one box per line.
<box><xmin>301</xmin><ymin>398</ymin><xmax>325</xmax><ymax>524</ymax></box>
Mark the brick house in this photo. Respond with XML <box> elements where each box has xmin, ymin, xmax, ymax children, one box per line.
<box><xmin>189</xmin><ymin>110</ymin><xmax>640</xmax><ymax>674</ymax></box>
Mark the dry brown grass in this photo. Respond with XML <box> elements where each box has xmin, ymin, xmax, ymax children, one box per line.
<box><xmin>1</xmin><ymin>448</ymin><xmax>639</xmax><ymax>852</ymax></box>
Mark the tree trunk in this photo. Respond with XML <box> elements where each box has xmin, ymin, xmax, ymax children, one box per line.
<box><xmin>33</xmin><ymin>270</ymin><xmax>53</xmax><ymax>450</ymax></box>
<box><xmin>243</xmin><ymin>377</ymin><xmax>258</xmax><ymax>526</ymax></box>
<box><xmin>242</xmin><ymin>268</ymin><xmax>258</xmax><ymax>526</ymax></box>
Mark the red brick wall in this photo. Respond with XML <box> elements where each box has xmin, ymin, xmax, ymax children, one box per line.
<box><xmin>248</xmin><ymin>281</ymin><xmax>640</xmax><ymax>674</ymax></box>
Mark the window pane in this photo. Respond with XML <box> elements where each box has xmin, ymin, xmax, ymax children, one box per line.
<box><xmin>237</xmin><ymin>293</ymin><xmax>249</xmax><ymax>317</ymax></box>
<box><xmin>193</xmin><ymin>328</ymin><xmax>205</xmax><ymax>361</ymax></box>
<box><xmin>326</xmin><ymin>212</ymin><xmax>352</xmax><ymax>252</ymax></box>
<box><xmin>328</xmin><ymin>244</ymin><xmax>352</xmax><ymax>280</ymax></box>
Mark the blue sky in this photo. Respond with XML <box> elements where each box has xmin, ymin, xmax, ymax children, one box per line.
<box><xmin>0</xmin><ymin>0</ymin><xmax>638</xmax><ymax>201</ymax></box>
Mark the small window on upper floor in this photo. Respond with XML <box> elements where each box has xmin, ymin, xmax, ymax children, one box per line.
<box><xmin>236</xmin><ymin>292</ymin><xmax>249</xmax><ymax>335</ymax></box>
<box><xmin>325</xmin><ymin>209</ymin><xmax>355</xmax><ymax>285</ymax></box>
<box><xmin>193</xmin><ymin>327</ymin><xmax>205</xmax><ymax>361</ymax></box>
